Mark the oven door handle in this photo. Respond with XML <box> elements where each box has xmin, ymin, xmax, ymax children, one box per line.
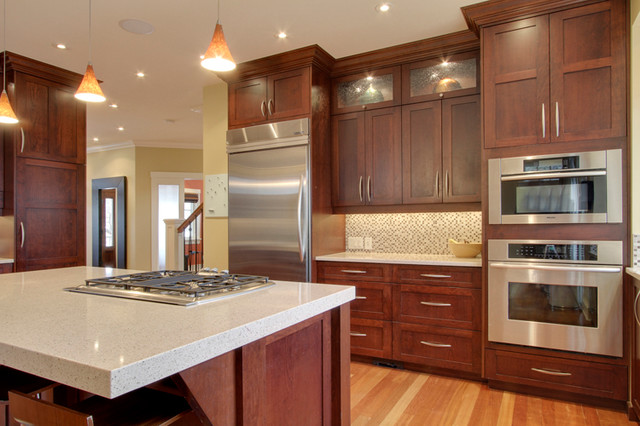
<box><xmin>489</xmin><ymin>262</ymin><xmax>621</xmax><ymax>274</ymax></box>
<box><xmin>500</xmin><ymin>170</ymin><xmax>606</xmax><ymax>181</ymax></box>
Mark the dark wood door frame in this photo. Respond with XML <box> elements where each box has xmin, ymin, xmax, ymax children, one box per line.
<box><xmin>92</xmin><ymin>177</ymin><xmax>126</xmax><ymax>268</ymax></box>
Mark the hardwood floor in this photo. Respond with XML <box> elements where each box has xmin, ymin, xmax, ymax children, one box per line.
<box><xmin>350</xmin><ymin>362</ymin><xmax>635</xmax><ymax>425</ymax></box>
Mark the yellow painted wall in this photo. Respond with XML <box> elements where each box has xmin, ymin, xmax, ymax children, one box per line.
<box><xmin>86</xmin><ymin>147</ymin><xmax>136</xmax><ymax>268</ymax></box>
<box><xmin>202</xmin><ymin>83</ymin><xmax>229</xmax><ymax>269</ymax></box>
<box><xmin>87</xmin><ymin>146</ymin><xmax>203</xmax><ymax>270</ymax></box>
<box><xmin>133</xmin><ymin>147</ymin><xmax>203</xmax><ymax>270</ymax></box>
<box><xmin>632</xmin><ymin>0</ymin><xmax>640</xmax><ymax>235</ymax></box>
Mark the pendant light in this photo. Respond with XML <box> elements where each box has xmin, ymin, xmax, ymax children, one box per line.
<box><xmin>75</xmin><ymin>0</ymin><xmax>105</xmax><ymax>102</ymax></box>
<box><xmin>201</xmin><ymin>0</ymin><xmax>236</xmax><ymax>72</ymax></box>
<box><xmin>0</xmin><ymin>0</ymin><xmax>18</xmax><ymax>124</ymax></box>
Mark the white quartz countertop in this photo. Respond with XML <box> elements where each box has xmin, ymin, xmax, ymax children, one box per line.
<box><xmin>627</xmin><ymin>267</ymin><xmax>640</xmax><ymax>281</ymax></box>
<box><xmin>0</xmin><ymin>267</ymin><xmax>354</xmax><ymax>398</ymax></box>
<box><xmin>316</xmin><ymin>252</ymin><xmax>482</xmax><ymax>267</ymax></box>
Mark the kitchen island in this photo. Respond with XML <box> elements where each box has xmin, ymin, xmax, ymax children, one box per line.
<box><xmin>0</xmin><ymin>267</ymin><xmax>355</xmax><ymax>425</ymax></box>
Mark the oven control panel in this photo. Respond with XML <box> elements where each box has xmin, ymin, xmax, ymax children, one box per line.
<box><xmin>508</xmin><ymin>243</ymin><xmax>598</xmax><ymax>261</ymax></box>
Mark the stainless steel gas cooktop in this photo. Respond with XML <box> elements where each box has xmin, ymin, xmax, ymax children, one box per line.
<box><xmin>65</xmin><ymin>269</ymin><xmax>273</xmax><ymax>306</ymax></box>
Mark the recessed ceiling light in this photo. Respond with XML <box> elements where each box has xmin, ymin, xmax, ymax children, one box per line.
<box><xmin>108</xmin><ymin>103</ymin><xmax>118</xmax><ymax>109</ymax></box>
<box><xmin>376</xmin><ymin>3</ymin><xmax>391</xmax><ymax>12</ymax></box>
<box><xmin>118</xmin><ymin>126</ymin><xmax>124</xmax><ymax>131</ymax></box>
<box><xmin>55</xmin><ymin>43</ymin><xmax>67</xmax><ymax>50</ymax></box>
<box><xmin>119</xmin><ymin>19</ymin><xmax>155</xmax><ymax>35</ymax></box>
<box><xmin>92</xmin><ymin>137</ymin><xmax>99</xmax><ymax>142</ymax></box>
<box><xmin>277</xmin><ymin>32</ymin><xmax>287</xmax><ymax>39</ymax></box>
<box><xmin>199</xmin><ymin>54</ymin><xmax>205</xmax><ymax>60</ymax></box>
<box><xmin>190</xmin><ymin>105</ymin><xmax>203</xmax><ymax>114</ymax></box>
<box><xmin>136</xmin><ymin>72</ymin><xmax>145</xmax><ymax>78</ymax></box>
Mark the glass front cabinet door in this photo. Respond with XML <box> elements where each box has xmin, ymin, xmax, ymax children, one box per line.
<box><xmin>332</xmin><ymin>66</ymin><xmax>401</xmax><ymax>114</ymax></box>
<box><xmin>402</xmin><ymin>51</ymin><xmax>479</xmax><ymax>104</ymax></box>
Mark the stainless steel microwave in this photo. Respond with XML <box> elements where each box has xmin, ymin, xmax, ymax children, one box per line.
<box><xmin>488</xmin><ymin>149</ymin><xmax>622</xmax><ymax>224</ymax></box>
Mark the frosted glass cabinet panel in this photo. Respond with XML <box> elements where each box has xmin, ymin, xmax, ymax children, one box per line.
<box><xmin>332</xmin><ymin>66</ymin><xmax>401</xmax><ymax>114</ymax></box>
<box><xmin>402</xmin><ymin>51</ymin><xmax>479</xmax><ymax>103</ymax></box>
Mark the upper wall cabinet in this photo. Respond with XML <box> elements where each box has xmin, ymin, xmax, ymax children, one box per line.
<box><xmin>331</xmin><ymin>67</ymin><xmax>401</xmax><ymax>114</ymax></box>
<box><xmin>402</xmin><ymin>51</ymin><xmax>479</xmax><ymax>104</ymax></box>
<box><xmin>228</xmin><ymin>67</ymin><xmax>311</xmax><ymax>128</ymax></box>
<box><xmin>482</xmin><ymin>0</ymin><xmax>625</xmax><ymax>148</ymax></box>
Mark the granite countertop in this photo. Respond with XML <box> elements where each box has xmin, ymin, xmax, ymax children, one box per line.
<box><xmin>316</xmin><ymin>252</ymin><xmax>482</xmax><ymax>267</ymax></box>
<box><xmin>0</xmin><ymin>267</ymin><xmax>354</xmax><ymax>398</ymax></box>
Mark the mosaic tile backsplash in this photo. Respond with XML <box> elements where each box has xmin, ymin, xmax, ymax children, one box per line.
<box><xmin>634</xmin><ymin>234</ymin><xmax>640</xmax><ymax>267</ymax></box>
<box><xmin>345</xmin><ymin>212</ymin><xmax>482</xmax><ymax>255</ymax></box>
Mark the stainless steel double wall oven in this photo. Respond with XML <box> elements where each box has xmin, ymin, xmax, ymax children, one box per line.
<box><xmin>487</xmin><ymin>149</ymin><xmax>624</xmax><ymax>357</ymax></box>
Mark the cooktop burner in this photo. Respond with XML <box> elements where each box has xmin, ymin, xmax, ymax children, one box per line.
<box><xmin>65</xmin><ymin>269</ymin><xmax>273</xmax><ymax>306</ymax></box>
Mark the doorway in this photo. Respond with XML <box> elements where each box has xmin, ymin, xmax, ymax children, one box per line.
<box><xmin>91</xmin><ymin>177</ymin><xmax>126</xmax><ymax>268</ymax></box>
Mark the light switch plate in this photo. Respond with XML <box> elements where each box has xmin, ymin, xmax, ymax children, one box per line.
<box><xmin>204</xmin><ymin>174</ymin><xmax>228</xmax><ymax>218</ymax></box>
<box><xmin>348</xmin><ymin>236</ymin><xmax>364</xmax><ymax>250</ymax></box>
<box><xmin>364</xmin><ymin>237</ymin><xmax>372</xmax><ymax>250</ymax></box>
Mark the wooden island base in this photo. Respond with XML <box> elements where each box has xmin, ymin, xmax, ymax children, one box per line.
<box><xmin>172</xmin><ymin>305</ymin><xmax>350</xmax><ymax>425</ymax></box>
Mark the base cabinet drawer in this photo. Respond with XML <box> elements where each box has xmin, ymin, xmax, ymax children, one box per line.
<box><xmin>394</xmin><ymin>285</ymin><xmax>480</xmax><ymax>330</ymax></box>
<box><xmin>392</xmin><ymin>323</ymin><xmax>481</xmax><ymax>373</ymax></box>
<box><xmin>351</xmin><ymin>318</ymin><xmax>392</xmax><ymax>359</ymax></box>
<box><xmin>324</xmin><ymin>279</ymin><xmax>391</xmax><ymax>320</ymax></box>
<box><xmin>485</xmin><ymin>349</ymin><xmax>627</xmax><ymax>401</ymax></box>
<box><xmin>396</xmin><ymin>266</ymin><xmax>479</xmax><ymax>288</ymax></box>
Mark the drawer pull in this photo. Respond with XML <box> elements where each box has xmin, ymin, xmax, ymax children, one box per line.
<box><xmin>530</xmin><ymin>367</ymin><xmax>572</xmax><ymax>377</ymax></box>
<box><xmin>350</xmin><ymin>332</ymin><xmax>367</xmax><ymax>337</ymax></box>
<box><xmin>420</xmin><ymin>274</ymin><xmax>451</xmax><ymax>279</ymax></box>
<box><xmin>340</xmin><ymin>269</ymin><xmax>367</xmax><ymax>274</ymax></box>
<box><xmin>420</xmin><ymin>301</ymin><xmax>451</xmax><ymax>307</ymax></box>
<box><xmin>355</xmin><ymin>296</ymin><xmax>367</xmax><ymax>300</ymax></box>
<box><xmin>420</xmin><ymin>340</ymin><xmax>451</xmax><ymax>348</ymax></box>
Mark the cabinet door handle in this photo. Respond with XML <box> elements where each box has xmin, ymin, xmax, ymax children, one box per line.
<box><xmin>355</xmin><ymin>296</ymin><xmax>367</xmax><ymax>300</ymax></box>
<box><xmin>555</xmin><ymin>102</ymin><xmax>560</xmax><ymax>137</ymax></box>
<box><xmin>367</xmin><ymin>176</ymin><xmax>371</xmax><ymax>202</ymax></box>
<box><xmin>260</xmin><ymin>100</ymin><xmax>266</xmax><ymax>117</ymax></box>
<box><xmin>445</xmin><ymin>171</ymin><xmax>449</xmax><ymax>197</ymax></box>
<box><xmin>420</xmin><ymin>274</ymin><xmax>452</xmax><ymax>279</ymax></box>
<box><xmin>420</xmin><ymin>301</ymin><xmax>452</xmax><ymax>307</ymax></box>
<box><xmin>541</xmin><ymin>103</ymin><xmax>546</xmax><ymax>138</ymax></box>
<box><xmin>358</xmin><ymin>176</ymin><xmax>363</xmax><ymax>202</ymax></box>
<box><xmin>20</xmin><ymin>127</ymin><xmax>25</xmax><ymax>153</ymax></box>
<box><xmin>435</xmin><ymin>171</ymin><xmax>439</xmax><ymax>198</ymax></box>
<box><xmin>340</xmin><ymin>269</ymin><xmax>367</xmax><ymax>274</ymax></box>
<box><xmin>267</xmin><ymin>99</ymin><xmax>274</xmax><ymax>116</ymax></box>
<box><xmin>420</xmin><ymin>340</ymin><xmax>451</xmax><ymax>348</ymax></box>
<box><xmin>351</xmin><ymin>332</ymin><xmax>367</xmax><ymax>337</ymax></box>
<box><xmin>531</xmin><ymin>367</ymin><xmax>571</xmax><ymax>377</ymax></box>
<box><xmin>634</xmin><ymin>290</ymin><xmax>640</xmax><ymax>327</ymax></box>
<box><xmin>20</xmin><ymin>222</ymin><xmax>25</xmax><ymax>249</ymax></box>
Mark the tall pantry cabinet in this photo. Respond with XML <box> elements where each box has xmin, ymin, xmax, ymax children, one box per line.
<box><xmin>1</xmin><ymin>52</ymin><xmax>86</xmax><ymax>272</ymax></box>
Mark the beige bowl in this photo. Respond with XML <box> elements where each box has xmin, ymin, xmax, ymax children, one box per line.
<box><xmin>448</xmin><ymin>239</ymin><xmax>482</xmax><ymax>258</ymax></box>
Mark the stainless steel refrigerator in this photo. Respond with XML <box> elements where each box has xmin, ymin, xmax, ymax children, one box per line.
<box><xmin>226</xmin><ymin>118</ymin><xmax>310</xmax><ymax>282</ymax></box>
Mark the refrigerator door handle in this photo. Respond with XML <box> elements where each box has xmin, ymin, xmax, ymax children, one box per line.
<box><xmin>297</xmin><ymin>174</ymin><xmax>305</xmax><ymax>263</ymax></box>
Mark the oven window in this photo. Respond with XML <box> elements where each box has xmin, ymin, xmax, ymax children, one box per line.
<box><xmin>508</xmin><ymin>282</ymin><xmax>597</xmax><ymax>327</ymax></box>
<box><xmin>501</xmin><ymin>175</ymin><xmax>606</xmax><ymax>215</ymax></box>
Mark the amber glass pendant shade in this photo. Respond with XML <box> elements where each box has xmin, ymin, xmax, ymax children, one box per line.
<box><xmin>201</xmin><ymin>22</ymin><xmax>236</xmax><ymax>72</ymax></box>
<box><xmin>0</xmin><ymin>89</ymin><xmax>18</xmax><ymax>124</ymax></box>
<box><xmin>75</xmin><ymin>63</ymin><xmax>106</xmax><ymax>102</ymax></box>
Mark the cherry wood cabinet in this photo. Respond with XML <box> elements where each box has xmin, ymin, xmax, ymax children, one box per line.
<box><xmin>228</xmin><ymin>67</ymin><xmax>310</xmax><ymax>128</ymax></box>
<box><xmin>331</xmin><ymin>107</ymin><xmax>402</xmax><ymax>207</ymax></box>
<box><xmin>631</xmin><ymin>276</ymin><xmax>640</xmax><ymax>419</ymax></box>
<box><xmin>402</xmin><ymin>95</ymin><xmax>480</xmax><ymax>204</ymax></box>
<box><xmin>317</xmin><ymin>261</ymin><xmax>481</xmax><ymax>377</ymax></box>
<box><xmin>482</xmin><ymin>0</ymin><xmax>625</xmax><ymax>148</ymax></box>
<box><xmin>1</xmin><ymin>52</ymin><xmax>86</xmax><ymax>272</ymax></box>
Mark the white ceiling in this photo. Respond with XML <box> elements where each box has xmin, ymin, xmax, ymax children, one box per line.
<box><xmin>4</xmin><ymin>0</ymin><xmax>479</xmax><ymax>149</ymax></box>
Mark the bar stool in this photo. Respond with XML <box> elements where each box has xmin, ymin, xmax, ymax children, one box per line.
<box><xmin>1</xmin><ymin>366</ymin><xmax>53</xmax><ymax>426</ymax></box>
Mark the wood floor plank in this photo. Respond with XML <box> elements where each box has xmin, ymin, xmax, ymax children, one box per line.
<box><xmin>350</xmin><ymin>362</ymin><xmax>633</xmax><ymax>425</ymax></box>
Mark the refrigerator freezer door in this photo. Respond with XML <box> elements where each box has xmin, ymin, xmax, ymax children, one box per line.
<box><xmin>228</xmin><ymin>144</ymin><xmax>310</xmax><ymax>282</ymax></box>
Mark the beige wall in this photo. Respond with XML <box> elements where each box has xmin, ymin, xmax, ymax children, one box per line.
<box><xmin>632</xmin><ymin>0</ymin><xmax>640</xmax><ymax>235</ymax></box>
<box><xmin>87</xmin><ymin>146</ymin><xmax>203</xmax><ymax>270</ymax></box>
<box><xmin>86</xmin><ymin>147</ymin><xmax>136</xmax><ymax>268</ymax></box>
<box><xmin>202</xmin><ymin>83</ymin><xmax>229</xmax><ymax>269</ymax></box>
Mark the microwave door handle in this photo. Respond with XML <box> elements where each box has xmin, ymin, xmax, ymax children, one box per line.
<box><xmin>501</xmin><ymin>170</ymin><xmax>607</xmax><ymax>181</ymax></box>
<box><xmin>489</xmin><ymin>262</ymin><xmax>621</xmax><ymax>274</ymax></box>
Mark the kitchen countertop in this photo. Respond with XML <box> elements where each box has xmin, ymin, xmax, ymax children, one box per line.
<box><xmin>627</xmin><ymin>267</ymin><xmax>640</xmax><ymax>281</ymax></box>
<box><xmin>0</xmin><ymin>266</ymin><xmax>354</xmax><ymax>398</ymax></box>
<box><xmin>316</xmin><ymin>252</ymin><xmax>482</xmax><ymax>267</ymax></box>
<box><xmin>0</xmin><ymin>257</ymin><xmax>13</xmax><ymax>264</ymax></box>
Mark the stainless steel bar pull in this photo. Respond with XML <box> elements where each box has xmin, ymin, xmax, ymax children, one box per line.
<box><xmin>351</xmin><ymin>332</ymin><xmax>367</xmax><ymax>337</ymax></box>
<box><xmin>260</xmin><ymin>100</ymin><xmax>266</xmax><ymax>117</ymax></box>
<box><xmin>435</xmin><ymin>171</ymin><xmax>440</xmax><ymax>198</ymax></box>
<box><xmin>541</xmin><ymin>103</ymin><xmax>546</xmax><ymax>138</ymax></box>
<box><xmin>268</xmin><ymin>99</ymin><xmax>274</xmax><ymax>116</ymax></box>
<box><xmin>296</xmin><ymin>175</ymin><xmax>305</xmax><ymax>262</ymax></box>
<box><xmin>420</xmin><ymin>341</ymin><xmax>451</xmax><ymax>348</ymax></box>
<box><xmin>634</xmin><ymin>290</ymin><xmax>640</xmax><ymax>327</ymax></box>
<box><xmin>531</xmin><ymin>367</ymin><xmax>571</xmax><ymax>377</ymax></box>
<box><xmin>358</xmin><ymin>176</ymin><xmax>363</xmax><ymax>202</ymax></box>
<box><xmin>555</xmin><ymin>102</ymin><xmax>560</xmax><ymax>137</ymax></box>
<box><xmin>20</xmin><ymin>127</ymin><xmax>25</xmax><ymax>153</ymax></box>
<box><xmin>355</xmin><ymin>296</ymin><xmax>367</xmax><ymax>300</ymax></box>
<box><xmin>420</xmin><ymin>301</ymin><xmax>452</xmax><ymax>307</ymax></box>
<box><xmin>20</xmin><ymin>222</ymin><xmax>25</xmax><ymax>249</ymax></box>
<box><xmin>367</xmin><ymin>176</ymin><xmax>372</xmax><ymax>202</ymax></box>
<box><xmin>340</xmin><ymin>269</ymin><xmax>367</xmax><ymax>274</ymax></box>
<box><xmin>420</xmin><ymin>273</ymin><xmax>451</xmax><ymax>279</ymax></box>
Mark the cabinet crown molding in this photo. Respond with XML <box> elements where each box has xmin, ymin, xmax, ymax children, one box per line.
<box><xmin>462</xmin><ymin>0</ymin><xmax>606</xmax><ymax>35</ymax></box>
<box><xmin>2</xmin><ymin>51</ymin><xmax>84</xmax><ymax>87</ymax></box>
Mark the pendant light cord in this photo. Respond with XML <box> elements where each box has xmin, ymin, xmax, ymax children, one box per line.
<box><xmin>3</xmin><ymin>0</ymin><xmax>7</xmax><ymax>91</ymax></box>
<box><xmin>88</xmin><ymin>0</ymin><xmax>93</xmax><ymax>64</ymax></box>
<box><xmin>217</xmin><ymin>0</ymin><xmax>220</xmax><ymax>25</ymax></box>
